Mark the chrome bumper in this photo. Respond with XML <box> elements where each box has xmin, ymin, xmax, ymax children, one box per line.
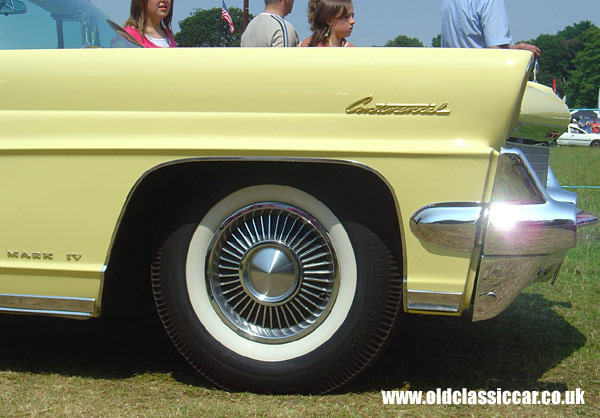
<box><xmin>410</xmin><ymin>148</ymin><xmax>597</xmax><ymax>321</ymax></box>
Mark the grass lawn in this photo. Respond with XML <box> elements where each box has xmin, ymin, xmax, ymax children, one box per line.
<box><xmin>0</xmin><ymin>147</ymin><xmax>598</xmax><ymax>417</ymax></box>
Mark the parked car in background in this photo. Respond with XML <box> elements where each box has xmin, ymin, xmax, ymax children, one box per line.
<box><xmin>1</xmin><ymin>0</ymin><xmax>597</xmax><ymax>394</ymax></box>
<box><xmin>558</xmin><ymin>124</ymin><xmax>600</xmax><ymax>147</ymax></box>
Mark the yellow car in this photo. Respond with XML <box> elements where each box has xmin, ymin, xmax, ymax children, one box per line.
<box><xmin>0</xmin><ymin>0</ymin><xmax>596</xmax><ymax>393</ymax></box>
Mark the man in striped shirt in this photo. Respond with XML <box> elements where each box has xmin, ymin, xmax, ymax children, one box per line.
<box><xmin>241</xmin><ymin>0</ymin><xmax>299</xmax><ymax>47</ymax></box>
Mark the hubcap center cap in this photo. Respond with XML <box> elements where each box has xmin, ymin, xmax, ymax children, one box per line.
<box><xmin>241</xmin><ymin>244</ymin><xmax>300</xmax><ymax>305</ymax></box>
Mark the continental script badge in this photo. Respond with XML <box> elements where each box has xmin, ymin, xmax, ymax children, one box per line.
<box><xmin>346</xmin><ymin>96</ymin><xmax>451</xmax><ymax>116</ymax></box>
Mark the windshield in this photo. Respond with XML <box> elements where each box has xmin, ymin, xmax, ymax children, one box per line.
<box><xmin>0</xmin><ymin>0</ymin><xmax>138</xmax><ymax>49</ymax></box>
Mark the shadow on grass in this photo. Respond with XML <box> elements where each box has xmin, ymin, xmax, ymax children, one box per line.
<box><xmin>0</xmin><ymin>306</ymin><xmax>209</xmax><ymax>387</ymax></box>
<box><xmin>0</xmin><ymin>292</ymin><xmax>586</xmax><ymax>394</ymax></box>
<box><xmin>350</xmin><ymin>293</ymin><xmax>586</xmax><ymax>393</ymax></box>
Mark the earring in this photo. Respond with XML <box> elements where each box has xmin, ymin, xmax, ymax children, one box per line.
<box><xmin>325</xmin><ymin>26</ymin><xmax>331</xmax><ymax>38</ymax></box>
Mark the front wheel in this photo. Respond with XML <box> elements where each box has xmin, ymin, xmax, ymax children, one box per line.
<box><xmin>152</xmin><ymin>185</ymin><xmax>402</xmax><ymax>393</ymax></box>
<box><xmin>590</xmin><ymin>140</ymin><xmax>600</xmax><ymax>147</ymax></box>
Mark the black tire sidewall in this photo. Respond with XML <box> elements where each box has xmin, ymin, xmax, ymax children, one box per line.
<box><xmin>154</xmin><ymin>188</ymin><xmax>401</xmax><ymax>393</ymax></box>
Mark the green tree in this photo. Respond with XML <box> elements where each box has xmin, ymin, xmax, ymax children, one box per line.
<box><xmin>566</xmin><ymin>26</ymin><xmax>600</xmax><ymax>108</ymax></box>
<box><xmin>524</xmin><ymin>21</ymin><xmax>597</xmax><ymax>98</ymax></box>
<box><xmin>528</xmin><ymin>34</ymin><xmax>570</xmax><ymax>96</ymax></box>
<box><xmin>557</xmin><ymin>20</ymin><xmax>595</xmax><ymax>47</ymax></box>
<box><xmin>175</xmin><ymin>7</ymin><xmax>249</xmax><ymax>47</ymax></box>
<box><xmin>384</xmin><ymin>35</ymin><xmax>423</xmax><ymax>47</ymax></box>
<box><xmin>431</xmin><ymin>34</ymin><xmax>441</xmax><ymax>48</ymax></box>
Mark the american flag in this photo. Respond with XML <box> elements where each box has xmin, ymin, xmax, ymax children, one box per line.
<box><xmin>221</xmin><ymin>1</ymin><xmax>235</xmax><ymax>33</ymax></box>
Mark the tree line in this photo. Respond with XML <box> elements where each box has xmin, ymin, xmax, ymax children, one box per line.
<box><xmin>175</xmin><ymin>8</ymin><xmax>598</xmax><ymax>109</ymax></box>
<box><xmin>526</xmin><ymin>21</ymin><xmax>599</xmax><ymax>109</ymax></box>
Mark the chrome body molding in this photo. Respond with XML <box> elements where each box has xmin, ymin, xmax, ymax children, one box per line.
<box><xmin>0</xmin><ymin>307</ymin><xmax>93</xmax><ymax>319</ymax></box>
<box><xmin>473</xmin><ymin>252</ymin><xmax>565</xmax><ymax>320</ymax></box>
<box><xmin>484</xmin><ymin>200</ymin><xmax>577</xmax><ymax>256</ymax></box>
<box><xmin>409</xmin><ymin>203</ymin><xmax>483</xmax><ymax>251</ymax></box>
<box><xmin>0</xmin><ymin>294</ymin><xmax>95</xmax><ymax>319</ymax></box>
<box><xmin>473</xmin><ymin>148</ymin><xmax>596</xmax><ymax>321</ymax></box>
<box><xmin>406</xmin><ymin>289</ymin><xmax>463</xmax><ymax>313</ymax></box>
<box><xmin>402</xmin><ymin>276</ymin><xmax>409</xmax><ymax>314</ymax></box>
<box><xmin>410</xmin><ymin>147</ymin><xmax>597</xmax><ymax>320</ymax></box>
<box><xmin>484</xmin><ymin>149</ymin><xmax>577</xmax><ymax>256</ymax></box>
<box><xmin>488</xmin><ymin>149</ymin><xmax>546</xmax><ymax>204</ymax></box>
<box><xmin>546</xmin><ymin>167</ymin><xmax>577</xmax><ymax>205</ymax></box>
<box><xmin>503</xmin><ymin>141</ymin><xmax>551</xmax><ymax>189</ymax></box>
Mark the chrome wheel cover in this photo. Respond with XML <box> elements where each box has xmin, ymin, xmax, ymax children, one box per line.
<box><xmin>205</xmin><ymin>203</ymin><xmax>339</xmax><ymax>343</ymax></box>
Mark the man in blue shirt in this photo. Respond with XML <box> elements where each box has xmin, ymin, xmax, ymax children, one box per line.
<box><xmin>441</xmin><ymin>0</ymin><xmax>540</xmax><ymax>57</ymax></box>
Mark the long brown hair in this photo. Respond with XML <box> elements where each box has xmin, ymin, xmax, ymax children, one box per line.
<box><xmin>308</xmin><ymin>0</ymin><xmax>352</xmax><ymax>47</ymax></box>
<box><xmin>307</xmin><ymin>0</ymin><xmax>319</xmax><ymax>26</ymax></box>
<box><xmin>124</xmin><ymin>0</ymin><xmax>174</xmax><ymax>36</ymax></box>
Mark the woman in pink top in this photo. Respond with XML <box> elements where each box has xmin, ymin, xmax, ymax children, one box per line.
<box><xmin>300</xmin><ymin>0</ymin><xmax>355</xmax><ymax>47</ymax></box>
<box><xmin>124</xmin><ymin>0</ymin><xmax>177</xmax><ymax>48</ymax></box>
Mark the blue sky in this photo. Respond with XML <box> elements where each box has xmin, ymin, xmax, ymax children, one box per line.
<box><xmin>94</xmin><ymin>0</ymin><xmax>600</xmax><ymax>47</ymax></box>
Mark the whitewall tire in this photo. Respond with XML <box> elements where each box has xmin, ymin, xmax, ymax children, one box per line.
<box><xmin>152</xmin><ymin>184</ymin><xmax>402</xmax><ymax>393</ymax></box>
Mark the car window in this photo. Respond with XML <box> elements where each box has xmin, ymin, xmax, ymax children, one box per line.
<box><xmin>569</xmin><ymin>126</ymin><xmax>584</xmax><ymax>134</ymax></box>
<box><xmin>0</xmin><ymin>0</ymin><xmax>137</xmax><ymax>49</ymax></box>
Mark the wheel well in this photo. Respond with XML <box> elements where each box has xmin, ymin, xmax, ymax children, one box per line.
<box><xmin>101</xmin><ymin>161</ymin><xmax>405</xmax><ymax>316</ymax></box>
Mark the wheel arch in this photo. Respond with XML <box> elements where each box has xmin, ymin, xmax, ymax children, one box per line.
<box><xmin>101</xmin><ymin>158</ymin><xmax>406</xmax><ymax>316</ymax></box>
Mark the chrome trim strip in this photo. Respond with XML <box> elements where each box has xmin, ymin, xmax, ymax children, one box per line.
<box><xmin>473</xmin><ymin>147</ymin><xmax>583</xmax><ymax>321</ymax></box>
<box><xmin>402</xmin><ymin>276</ymin><xmax>408</xmax><ymax>313</ymax></box>
<box><xmin>485</xmin><ymin>149</ymin><xmax>578</xmax><ymax>256</ymax></box>
<box><xmin>97</xmin><ymin>263</ymin><xmax>107</xmax><ymax>316</ymax></box>
<box><xmin>410</xmin><ymin>203</ymin><xmax>483</xmax><ymax>251</ymax></box>
<box><xmin>485</xmin><ymin>201</ymin><xmax>577</xmax><ymax>256</ymax></box>
<box><xmin>0</xmin><ymin>294</ymin><xmax>95</xmax><ymax>314</ymax></box>
<box><xmin>0</xmin><ymin>265</ymin><xmax>100</xmax><ymax>278</ymax></box>
<box><xmin>546</xmin><ymin>167</ymin><xmax>577</xmax><ymax>205</ymax></box>
<box><xmin>504</xmin><ymin>141</ymin><xmax>552</xmax><ymax>189</ymax></box>
<box><xmin>0</xmin><ymin>307</ymin><xmax>93</xmax><ymax>319</ymax></box>
<box><xmin>491</xmin><ymin>149</ymin><xmax>546</xmax><ymax>204</ymax></box>
<box><xmin>102</xmin><ymin>157</ymin><xmax>408</xmax><ymax>313</ymax></box>
<box><xmin>406</xmin><ymin>289</ymin><xmax>463</xmax><ymax>313</ymax></box>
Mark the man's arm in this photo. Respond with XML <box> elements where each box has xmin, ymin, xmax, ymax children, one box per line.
<box><xmin>483</xmin><ymin>0</ymin><xmax>540</xmax><ymax>57</ymax></box>
<box><xmin>490</xmin><ymin>43</ymin><xmax>541</xmax><ymax>58</ymax></box>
